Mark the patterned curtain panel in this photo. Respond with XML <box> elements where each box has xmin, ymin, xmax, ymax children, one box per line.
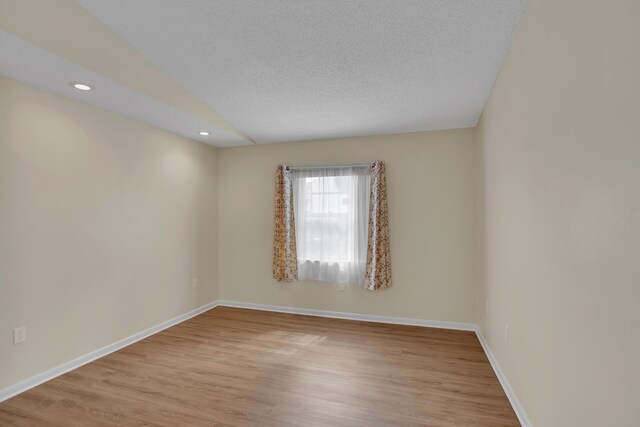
<box><xmin>363</xmin><ymin>161</ymin><xmax>392</xmax><ymax>290</ymax></box>
<box><xmin>272</xmin><ymin>164</ymin><xmax>299</xmax><ymax>282</ymax></box>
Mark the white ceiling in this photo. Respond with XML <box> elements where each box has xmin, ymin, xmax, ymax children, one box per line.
<box><xmin>1</xmin><ymin>1</ymin><xmax>526</xmax><ymax>146</ymax></box>
<box><xmin>0</xmin><ymin>30</ymin><xmax>248</xmax><ymax>147</ymax></box>
<box><xmin>76</xmin><ymin>0</ymin><xmax>526</xmax><ymax>144</ymax></box>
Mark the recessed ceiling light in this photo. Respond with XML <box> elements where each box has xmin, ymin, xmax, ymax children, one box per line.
<box><xmin>69</xmin><ymin>82</ymin><xmax>92</xmax><ymax>91</ymax></box>
<box><xmin>199</xmin><ymin>131</ymin><xmax>210</xmax><ymax>136</ymax></box>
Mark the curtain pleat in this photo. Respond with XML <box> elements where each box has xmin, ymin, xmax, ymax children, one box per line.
<box><xmin>273</xmin><ymin>164</ymin><xmax>299</xmax><ymax>282</ymax></box>
<box><xmin>363</xmin><ymin>161</ymin><xmax>392</xmax><ymax>290</ymax></box>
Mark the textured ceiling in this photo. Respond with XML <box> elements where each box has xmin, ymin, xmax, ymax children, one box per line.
<box><xmin>1</xmin><ymin>0</ymin><xmax>526</xmax><ymax>146</ymax></box>
<box><xmin>77</xmin><ymin>0</ymin><xmax>527</xmax><ymax>144</ymax></box>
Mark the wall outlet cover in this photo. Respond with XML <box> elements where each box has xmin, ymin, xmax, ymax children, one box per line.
<box><xmin>14</xmin><ymin>326</ymin><xmax>26</xmax><ymax>345</ymax></box>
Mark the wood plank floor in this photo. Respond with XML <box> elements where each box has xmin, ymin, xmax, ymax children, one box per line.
<box><xmin>0</xmin><ymin>307</ymin><xmax>519</xmax><ymax>426</ymax></box>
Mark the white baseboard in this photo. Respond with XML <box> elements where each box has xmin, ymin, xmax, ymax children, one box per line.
<box><xmin>2</xmin><ymin>298</ymin><xmax>530</xmax><ymax>427</ymax></box>
<box><xmin>0</xmin><ymin>301</ymin><xmax>219</xmax><ymax>403</ymax></box>
<box><xmin>215</xmin><ymin>299</ymin><xmax>477</xmax><ymax>331</ymax></box>
<box><xmin>475</xmin><ymin>328</ymin><xmax>532</xmax><ymax>427</ymax></box>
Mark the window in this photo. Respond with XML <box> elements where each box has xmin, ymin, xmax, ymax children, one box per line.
<box><xmin>292</xmin><ymin>165</ymin><xmax>370</xmax><ymax>285</ymax></box>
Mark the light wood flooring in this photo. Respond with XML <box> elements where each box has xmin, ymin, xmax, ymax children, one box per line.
<box><xmin>0</xmin><ymin>307</ymin><xmax>519</xmax><ymax>426</ymax></box>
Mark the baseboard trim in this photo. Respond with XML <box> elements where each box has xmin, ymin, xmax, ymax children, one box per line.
<box><xmin>215</xmin><ymin>299</ymin><xmax>476</xmax><ymax>331</ymax></box>
<box><xmin>0</xmin><ymin>301</ymin><xmax>219</xmax><ymax>403</ymax></box>
<box><xmin>475</xmin><ymin>328</ymin><xmax>531</xmax><ymax>427</ymax></box>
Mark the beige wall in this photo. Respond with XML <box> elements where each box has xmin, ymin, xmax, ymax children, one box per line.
<box><xmin>5</xmin><ymin>1</ymin><xmax>640</xmax><ymax>422</ymax></box>
<box><xmin>0</xmin><ymin>76</ymin><xmax>219</xmax><ymax>389</ymax></box>
<box><xmin>218</xmin><ymin>130</ymin><xmax>478</xmax><ymax>323</ymax></box>
<box><xmin>476</xmin><ymin>0</ymin><xmax>640</xmax><ymax>425</ymax></box>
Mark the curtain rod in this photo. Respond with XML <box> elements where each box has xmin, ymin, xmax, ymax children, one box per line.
<box><xmin>287</xmin><ymin>162</ymin><xmax>373</xmax><ymax>171</ymax></box>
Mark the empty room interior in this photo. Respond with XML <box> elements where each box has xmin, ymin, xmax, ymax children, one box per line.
<box><xmin>1</xmin><ymin>0</ymin><xmax>638</xmax><ymax>426</ymax></box>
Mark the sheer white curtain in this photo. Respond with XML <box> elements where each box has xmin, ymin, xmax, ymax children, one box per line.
<box><xmin>292</xmin><ymin>166</ymin><xmax>370</xmax><ymax>285</ymax></box>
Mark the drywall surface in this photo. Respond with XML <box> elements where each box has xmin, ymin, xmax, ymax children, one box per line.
<box><xmin>476</xmin><ymin>0</ymin><xmax>640</xmax><ymax>425</ymax></box>
<box><xmin>218</xmin><ymin>130</ymin><xmax>478</xmax><ymax>323</ymax></box>
<box><xmin>0</xmin><ymin>75</ymin><xmax>219</xmax><ymax>389</ymax></box>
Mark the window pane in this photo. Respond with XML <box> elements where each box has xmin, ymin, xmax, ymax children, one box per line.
<box><xmin>292</xmin><ymin>168</ymin><xmax>370</xmax><ymax>284</ymax></box>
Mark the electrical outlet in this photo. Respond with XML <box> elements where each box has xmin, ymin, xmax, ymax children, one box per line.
<box><xmin>485</xmin><ymin>300</ymin><xmax>489</xmax><ymax>315</ymax></box>
<box><xmin>338</xmin><ymin>283</ymin><xmax>346</xmax><ymax>292</ymax></box>
<box><xmin>13</xmin><ymin>327</ymin><xmax>26</xmax><ymax>345</ymax></box>
<box><xmin>505</xmin><ymin>325</ymin><xmax>510</xmax><ymax>343</ymax></box>
<box><xmin>192</xmin><ymin>278</ymin><xmax>198</xmax><ymax>289</ymax></box>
